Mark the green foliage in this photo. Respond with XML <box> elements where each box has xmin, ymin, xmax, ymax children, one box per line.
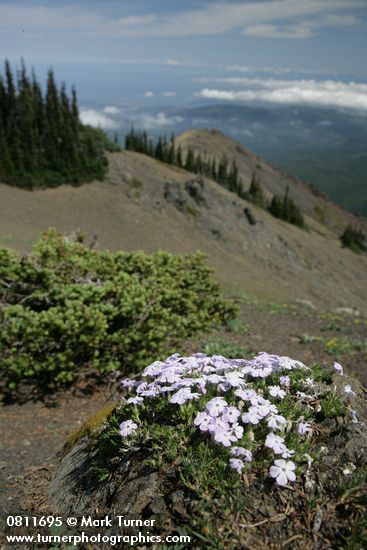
<box><xmin>203</xmin><ymin>338</ymin><xmax>251</xmax><ymax>359</ymax></box>
<box><xmin>243</xmin><ymin>173</ymin><xmax>266</xmax><ymax>208</ymax></box>
<box><xmin>124</xmin><ymin>128</ymin><xmax>244</xmax><ymax>197</ymax></box>
<box><xmin>125</xmin><ymin>128</ymin><xmax>305</xmax><ymax>229</ymax></box>
<box><xmin>268</xmin><ymin>186</ymin><xmax>305</xmax><ymax>227</ymax></box>
<box><xmin>340</xmin><ymin>225</ymin><xmax>366</xmax><ymax>253</ymax></box>
<box><xmin>0</xmin><ymin>229</ymin><xmax>237</xmax><ymax>389</ymax></box>
<box><xmin>0</xmin><ymin>59</ymin><xmax>118</xmax><ymax>189</ymax></box>
<box><xmin>320</xmin><ymin>392</ymin><xmax>347</xmax><ymax>419</ymax></box>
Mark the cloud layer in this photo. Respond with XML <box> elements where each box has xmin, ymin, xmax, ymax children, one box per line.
<box><xmin>134</xmin><ymin>112</ymin><xmax>184</xmax><ymax>130</ymax></box>
<box><xmin>79</xmin><ymin>109</ymin><xmax>119</xmax><ymax>129</ymax></box>
<box><xmin>0</xmin><ymin>1</ymin><xmax>364</xmax><ymax>38</ymax></box>
<box><xmin>197</xmin><ymin>78</ymin><xmax>367</xmax><ymax>111</ymax></box>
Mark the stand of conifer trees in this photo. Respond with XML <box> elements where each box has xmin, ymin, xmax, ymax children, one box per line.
<box><xmin>125</xmin><ymin>128</ymin><xmax>304</xmax><ymax>228</ymax></box>
<box><xmin>0</xmin><ymin>60</ymin><xmax>117</xmax><ymax>188</ymax></box>
<box><xmin>125</xmin><ymin>128</ymin><xmax>244</xmax><ymax>197</ymax></box>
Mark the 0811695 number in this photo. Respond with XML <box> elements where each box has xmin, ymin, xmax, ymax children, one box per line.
<box><xmin>7</xmin><ymin>516</ymin><xmax>63</xmax><ymax>527</ymax></box>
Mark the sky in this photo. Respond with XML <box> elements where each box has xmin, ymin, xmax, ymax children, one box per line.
<box><xmin>1</xmin><ymin>0</ymin><xmax>367</xmax><ymax>129</ymax></box>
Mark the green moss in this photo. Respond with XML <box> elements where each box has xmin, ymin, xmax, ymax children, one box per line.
<box><xmin>62</xmin><ymin>403</ymin><xmax>117</xmax><ymax>456</ymax></box>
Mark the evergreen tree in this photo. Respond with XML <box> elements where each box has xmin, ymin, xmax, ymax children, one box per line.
<box><xmin>340</xmin><ymin>225</ymin><xmax>366</xmax><ymax>253</ymax></box>
<box><xmin>0</xmin><ymin>59</ymin><xmax>113</xmax><ymax>188</ymax></box>
<box><xmin>176</xmin><ymin>145</ymin><xmax>183</xmax><ymax>168</ymax></box>
<box><xmin>185</xmin><ymin>148</ymin><xmax>195</xmax><ymax>172</ymax></box>
<box><xmin>245</xmin><ymin>173</ymin><xmax>265</xmax><ymax>207</ymax></box>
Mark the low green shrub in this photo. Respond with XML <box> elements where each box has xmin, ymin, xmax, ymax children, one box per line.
<box><xmin>340</xmin><ymin>225</ymin><xmax>366</xmax><ymax>253</ymax></box>
<box><xmin>0</xmin><ymin>229</ymin><xmax>236</xmax><ymax>388</ymax></box>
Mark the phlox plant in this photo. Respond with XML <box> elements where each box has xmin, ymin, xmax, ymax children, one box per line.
<box><xmin>115</xmin><ymin>352</ymin><xmax>350</xmax><ymax>488</ymax></box>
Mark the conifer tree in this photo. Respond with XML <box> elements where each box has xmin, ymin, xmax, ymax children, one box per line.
<box><xmin>0</xmin><ymin>59</ymin><xmax>112</xmax><ymax>188</ymax></box>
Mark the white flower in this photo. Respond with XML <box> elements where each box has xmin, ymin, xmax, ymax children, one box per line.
<box><xmin>280</xmin><ymin>447</ymin><xmax>295</xmax><ymax>459</ymax></box>
<box><xmin>333</xmin><ymin>362</ymin><xmax>343</xmax><ymax>376</ymax></box>
<box><xmin>267</xmin><ymin>414</ymin><xmax>287</xmax><ymax>431</ymax></box>
<box><xmin>297</xmin><ymin>422</ymin><xmax>312</xmax><ymax>436</ymax></box>
<box><xmin>225</xmin><ymin>371</ymin><xmax>245</xmax><ymax>387</ymax></box>
<box><xmin>269</xmin><ymin>385</ymin><xmax>286</xmax><ymax>399</ymax></box>
<box><xmin>235</xmin><ymin>388</ymin><xmax>257</xmax><ymax>401</ymax></box>
<box><xmin>119</xmin><ymin>420</ymin><xmax>138</xmax><ymax>437</ymax></box>
<box><xmin>269</xmin><ymin>459</ymin><xmax>296</xmax><ymax>486</ymax></box>
<box><xmin>350</xmin><ymin>409</ymin><xmax>359</xmax><ymax>423</ymax></box>
<box><xmin>229</xmin><ymin>458</ymin><xmax>245</xmax><ymax>473</ymax></box>
<box><xmin>305</xmin><ymin>378</ymin><xmax>315</xmax><ymax>387</ymax></box>
<box><xmin>279</xmin><ymin>375</ymin><xmax>291</xmax><ymax>387</ymax></box>
<box><xmin>343</xmin><ymin>463</ymin><xmax>356</xmax><ymax>476</ymax></box>
<box><xmin>265</xmin><ymin>433</ymin><xmax>285</xmax><ymax>454</ymax></box>
<box><xmin>344</xmin><ymin>385</ymin><xmax>356</xmax><ymax>397</ymax></box>
<box><xmin>278</xmin><ymin>356</ymin><xmax>307</xmax><ymax>371</ymax></box>
<box><xmin>230</xmin><ymin>447</ymin><xmax>253</xmax><ymax>462</ymax></box>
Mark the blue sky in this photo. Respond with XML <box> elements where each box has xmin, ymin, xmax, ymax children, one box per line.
<box><xmin>1</xmin><ymin>1</ymin><xmax>367</xmax><ymax>128</ymax></box>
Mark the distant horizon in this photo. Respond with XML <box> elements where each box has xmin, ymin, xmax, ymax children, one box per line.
<box><xmin>1</xmin><ymin>0</ymin><xmax>367</xmax><ymax>124</ymax></box>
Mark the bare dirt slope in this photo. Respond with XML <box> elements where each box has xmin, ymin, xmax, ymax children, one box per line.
<box><xmin>0</xmin><ymin>130</ymin><xmax>366</xmax><ymax>313</ymax></box>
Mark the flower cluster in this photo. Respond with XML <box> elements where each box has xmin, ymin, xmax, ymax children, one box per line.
<box><xmin>118</xmin><ymin>352</ymin><xmax>347</xmax><ymax>487</ymax></box>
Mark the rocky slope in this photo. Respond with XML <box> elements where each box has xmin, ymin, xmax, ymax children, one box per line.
<box><xmin>0</xmin><ymin>130</ymin><xmax>366</xmax><ymax>312</ymax></box>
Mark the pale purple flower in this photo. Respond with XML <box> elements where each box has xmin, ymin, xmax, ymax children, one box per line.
<box><xmin>269</xmin><ymin>385</ymin><xmax>286</xmax><ymax>399</ymax></box>
<box><xmin>344</xmin><ymin>385</ymin><xmax>356</xmax><ymax>397</ymax></box>
<box><xmin>212</xmin><ymin>422</ymin><xmax>235</xmax><ymax>447</ymax></box>
<box><xmin>230</xmin><ymin>447</ymin><xmax>252</xmax><ymax>462</ymax></box>
<box><xmin>127</xmin><ymin>396</ymin><xmax>144</xmax><ymax>405</ymax></box>
<box><xmin>170</xmin><ymin>388</ymin><xmax>200</xmax><ymax>405</ymax></box>
<box><xmin>225</xmin><ymin>371</ymin><xmax>245</xmax><ymax>387</ymax></box>
<box><xmin>119</xmin><ymin>420</ymin><xmax>138</xmax><ymax>437</ymax></box>
<box><xmin>230</xmin><ymin>423</ymin><xmax>244</xmax><ymax>440</ymax></box>
<box><xmin>229</xmin><ymin>458</ymin><xmax>245</xmax><ymax>473</ymax></box>
<box><xmin>333</xmin><ymin>362</ymin><xmax>343</xmax><ymax>376</ymax></box>
<box><xmin>121</xmin><ymin>378</ymin><xmax>137</xmax><ymax>388</ymax></box>
<box><xmin>279</xmin><ymin>375</ymin><xmax>291</xmax><ymax>387</ymax></box>
<box><xmin>250</xmin><ymin>366</ymin><xmax>273</xmax><ymax>378</ymax></box>
<box><xmin>235</xmin><ymin>388</ymin><xmax>257</xmax><ymax>401</ymax></box>
<box><xmin>280</xmin><ymin>447</ymin><xmax>295</xmax><ymax>459</ymax></box>
<box><xmin>206</xmin><ymin>397</ymin><xmax>228</xmax><ymax>417</ymax></box>
<box><xmin>204</xmin><ymin>374</ymin><xmax>224</xmax><ymax>384</ymax></box>
<box><xmin>267</xmin><ymin>414</ymin><xmax>287</xmax><ymax>430</ymax></box>
<box><xmin>139</xmin><ymin>383</ymin><xmax>160</xmax><ymax>397</ymax></box>
<box><xmin>296</xmin><ymin>391</ymin><xmax>313</xmax><ymax>401</ymax></box>
<box><xmin>297</xmin><ymin>422</ymin><xmax>312</xmax><ymax>435</ymax></box>
<box><xmin>194</xmin><ymin>411</ymin><xmax>213</xmax><ymax>432</ymax></box>
<box><xmin>142</xmin><ymin>360</ymin><xmax>166</xmax><ymax>377</ymax></box>
<box><xmin>157</xmin><ymin>367</ymin><xmax>183</xmax><ymax>384</ymax></box>
<box><xmin>278</xmin><ymin>356</ymin><xmax>307</xmax><ymax>371</ymax></box>
<box><xmin>269</xmin><ymin>459</ymin><xmax>296</xmax><ymax>486</ymax></box>
<box><xmin>222</xmin><ymin>406</ymin><xmax>241</xmax><ymax>424</ymax></box>
<box><xmin>257</xmin><ymin>403</ymin><xmax>276</xmax><ymax>418</ymax></box>
<box><xmin>265</xmin><ymin>433</ymin><xmax>285</xmax><ymax>454</ymax></box>
<box><xmin>242</xmin><ymin>407</ymin><xmax>261</xmax><ymax>425</ymax></box>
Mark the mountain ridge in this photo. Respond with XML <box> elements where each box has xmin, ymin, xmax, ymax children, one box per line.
<box><xmin>1</xmin><ymin>129</ymin><xmax>366</xmax><ymax>313</ymax></box>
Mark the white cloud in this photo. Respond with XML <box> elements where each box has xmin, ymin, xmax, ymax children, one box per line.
<box><xmin>162</xmin><ymin>91</ymin><xmax>177</xmax><ymax>97</ymax></box>
<box><xmin>116</xmin><ymin>15</ymin><xmax>156</xmax><ymax>26</ymax></box>
<box><xmin>0</xmin><ymin>1</ymin><xmax>363</xmax><ymax>38</ymax></box>
<box><xmin>103</xmin><ymin>105</ymin><xmax>120</xmax><ymax>115</ymax></box>
<box><xmin>79</xmin><ymin>109</ymin><xmax>119</xmax><ymax>129</ymax></box>
<box><xmin>243</xmin><ymin>23</ymin><xmax>314</xmax><ymax>39</ymax></box>
<box><xmin>225</xmin><ymin>65</ymin><xmax>340</xmax><ymax>76</ymax></box>
<box><xmin>144</xmin><ymin>91</ymin><xmax>155</xmax><ymax>97</ymax></box>
<box><xmin>197</xmin><ymin>79</ymin><xmax>367</xmax><ymax>111</ymax></box>
<box><xmin>166</xmin><ymin>58</ymin><xmax>180</xmax><ymax>66</ymax></box>
<box><xmin>243</xmin><ymin>11</ymin><xmax>361</xmax><ymax>39</ymax></box>
<box><xmin>135</xmin><ymin>112</ymin><xmax>184</xmax><ymax>130</ymax></box>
